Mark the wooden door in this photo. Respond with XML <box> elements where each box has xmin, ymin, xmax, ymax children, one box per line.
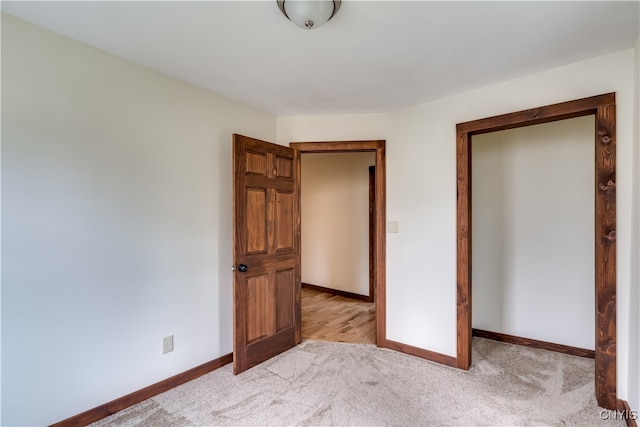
<box><xmin>232</xmin><ymin>134</ymin><xmax>301</xmax><ymax>374</ymax></box>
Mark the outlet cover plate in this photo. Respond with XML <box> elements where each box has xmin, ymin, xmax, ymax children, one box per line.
<box><xmin>163</xmin><ymin>335</ymin><xmax>174</xmax><ymax>354</ymax></box>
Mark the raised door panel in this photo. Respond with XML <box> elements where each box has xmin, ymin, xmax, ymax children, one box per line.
<box><xmin>246</xmin><ymin>273</ymin><xmax>274</xmax><ymax>344</ymax></box>
<box><xmin>246</xmin><ymin>151</ymin><xmax>268</xmax><ymax>176</ymax></box>
<box><xmin>275</xmin><ymin>191</ymin><xmax>294</xmax><ymax>251</ymax></box>
<box><xmin>276</xmin><ymin>156</ymin><xmax>293</xmax><ymax>179</ymax></box>
<box><xmin>246</xmin><ymin>189</ymin><xmax>267</xmax><ymax>254</ymax></box>
<box><xmin>275</xmin><ymin>269</ymin><xmax>295</xmax><ymax>332</ymax></box>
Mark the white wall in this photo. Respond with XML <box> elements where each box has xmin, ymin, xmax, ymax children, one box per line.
<box><xmin>1</xmin><ymin>14</ymin><xmax>276</xmax><ymax>426</ymax></box>
<box><xmin>472</xmin><ymin>117</ymin><xmax>595</xmax><ymax>350</ymax></box>
<box><xmin>470</xmin><ymin>135</ymin><xmax>505</xmax><ymax>332</ymax></box>
<box><xmin>278</xmin><ymin>48</ymin><xmax>636</xmax><ymax>401</ymax></box>
<box><xmin>301</xmin><ymin>153</ymin><xmax>375</xmax><ymax>296</ymax></box>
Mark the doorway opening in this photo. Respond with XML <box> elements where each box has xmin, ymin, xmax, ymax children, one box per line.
<box><xmin>471</xmin><ymin>115</ymin><xmax>596</xmax><ymax>355</ymax></box>
<box><xmin>291</xmin><ymin>140</ymin><xmax>386</xmax><ymax>346</ymax></box>
<box><xmin>299</xmin><ymin>152</ymin><xmax>376</xmax><ymax>344</ymax></box>
<box><xmin>456</xmin><ymin>94</ymin><xmax>617</xmax><ymax>409</ymax></box>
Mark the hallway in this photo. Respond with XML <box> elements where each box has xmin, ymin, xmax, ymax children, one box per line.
<box><xmin>301</xmin><ymin>286</ymin><xmax>375</xmax><ymax>344</ymax></box>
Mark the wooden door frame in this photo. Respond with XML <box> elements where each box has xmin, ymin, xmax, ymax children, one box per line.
<box><xmin>290</xmin><ymin>140</ymin><xmax>386</xmax><ymax>345</ymax></box>
<box><xmin>456</xmin><ymin>93</ymin><xmax>617</xmax><ymax>409</ymax></box>
<box><xmin>369</xmin><ymin>165</ymin><xmax>376</xmax><ymax>303</ymax></box>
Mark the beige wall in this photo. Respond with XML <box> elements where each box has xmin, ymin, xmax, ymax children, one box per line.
<box><xmin>472</xmin><ymin>116</ymin><xmax>595</xmax><ymax>350</ymax></box>
<box><xmin>1</xmin><ymin>14</ymin><xmax>276</xmax><ymax>426</ymax></box>
<box><xmin>301</xmin><ymin>153</ymin><xmax>376</xmax><ymax>296</ymax></box>
<box><xmin>278</xmin><ymin>48</ymin><xmax>636</xmax><ymax>403</ymax></box>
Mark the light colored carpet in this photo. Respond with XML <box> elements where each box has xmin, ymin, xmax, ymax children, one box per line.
<box><xmin>91</xmin><ymin>338</ymin><xmax>623</xmax><ymax>426</ymax></box>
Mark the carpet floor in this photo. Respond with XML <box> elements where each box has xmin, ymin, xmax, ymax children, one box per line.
<box><xmin>91</xmin><ymin>338</ymin><xmax>623</xmax><ymax>426</ymax></box>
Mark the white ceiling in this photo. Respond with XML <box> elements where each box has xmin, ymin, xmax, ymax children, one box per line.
<box><xmin>2</xmin><ymin>1</ymin><xmax>639</xmax><ymax>116</ymax></box>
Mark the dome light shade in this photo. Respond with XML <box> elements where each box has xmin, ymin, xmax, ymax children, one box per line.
<box><xmin>277</xmin><ymin>1</ymin><xmax>341</xmax><ymax>30</ymax></box>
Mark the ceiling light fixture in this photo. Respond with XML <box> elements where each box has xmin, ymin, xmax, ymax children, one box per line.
<box><xmin>277</xmin><ymin>0</ymin><xmax>341</xmax><ymax>30</ymax></box>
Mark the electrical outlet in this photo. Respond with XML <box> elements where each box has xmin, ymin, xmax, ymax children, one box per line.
<box><xmin>387</xmin><ymin>221</ymin><xmax>399</xmax><ymax>233</ymax></box>
<box><xmin>162</xmin><ymin>335</ymin><xmax>174</xmax><ymax>354</ymax></box>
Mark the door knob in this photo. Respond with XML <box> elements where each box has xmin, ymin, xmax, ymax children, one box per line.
<box><xmin>238</xmin><ymin>264</ymin><xmax>248</xmax><ymax>273</ymax></box>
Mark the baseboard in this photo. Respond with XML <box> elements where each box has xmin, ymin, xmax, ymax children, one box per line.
<box><xmin>616</xmin><ymin>399</ymin><xmax>639</xmax><ymax>427</ymax></box>
<box><xmin>302</xmin><ymin>282</ymin><xmax>370</xmax><ymax>302</ymax></box>
<box><xmin>384</xmin><ymin>339</ymin><xmax>457</xmax><ymax>368</ymax></box>
<box><xmin>472</xmin><ymin>329</ymin><xmax>595</xmax><ymax>359</ymax></box>
<box><xmin>50</xmin><ymin>352</ymin><xmax>233</xmax><ymax>427</ymax></box>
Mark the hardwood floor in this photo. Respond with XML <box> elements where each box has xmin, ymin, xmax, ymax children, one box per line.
<box><xmin>301</xmin><ymin>286</ymin><xmax>375</xmax><ymax>344</ymax></box>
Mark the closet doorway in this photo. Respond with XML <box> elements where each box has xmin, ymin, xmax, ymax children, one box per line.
<box><xmin>456</xmin><ymin>94</ymin><xmax>617</xmax><ymax>409</ymax></box>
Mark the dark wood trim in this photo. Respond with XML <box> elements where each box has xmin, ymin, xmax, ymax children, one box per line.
<box><xmin>294</xmin><ymin>147</ymin><xmax>302</xmax><ymax>346</ymax></box>
<box><xmin>457</xmin><ymin>93</ymin><xmax>615</xmax><ymax>135</ymax></box>
<box><xmin>374</xmin><ymin>144</ymin><xmax>386</xmax><ymax>346</ymax></box>
<box><xmin>594</xmin><ymin>100</ymin><xmax>617</xmax><ymax>410</ymax></box>
<box><xmin>456</xmin><ymin>93</ymin><xmax>617</xmax><ymax>410</ymax></box>
<box><xmin>617</xmin><ymin>399</ymin><xmax>639</xmax><ymax>427</ymax></box>
<box><xmin>369</xmin><ymin>165</ymin><xmax>376</xmax><ymax>303</ymax></box>
<box><xmin>456</xmin><ymin>129</ymin><xmax>472</xmax><ymax>371</ymax></box>
<box><xmin>291</xmin><ymin>140</ymin><xmax>384</xmax><ymax>153</ymax></box>
<box><xmin>50</xmin><ymin>353</ymin><xmax>233</xmax><ymax>427</ymax></box>
<box><xmin>302</xmin><ymin>282</ymin><xmax>370</xmax><ymax>302</ymax></box>
<box><xmin>292</xmin><ymin>140</ymin><xmax>386</xmax><ymax>347</ymax></box>
<box><xmin>472</xmin><ymin>329</ymin><xmax>595</xmax><ymax>359</ymax></box>
<box><xmin>384</xmin><ymin>339</ymin><xmax>457</xmax><ymax>368</ymax></box>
